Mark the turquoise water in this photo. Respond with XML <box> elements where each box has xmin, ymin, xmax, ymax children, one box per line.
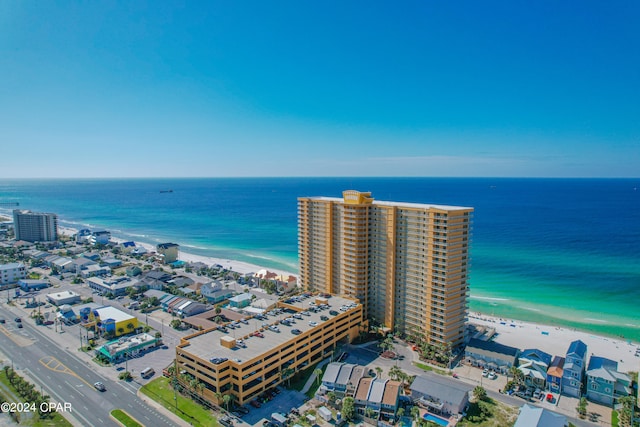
<box><xmin>1</xmin><ymin>178</ymin><xmax>638</xmax><ymax>341</ymax></box>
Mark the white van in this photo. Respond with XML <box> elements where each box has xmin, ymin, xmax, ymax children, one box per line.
<box><xmin>141</xmin><ymin>367</ymin><xmax>155</xmax><ymax>378</ymax></box>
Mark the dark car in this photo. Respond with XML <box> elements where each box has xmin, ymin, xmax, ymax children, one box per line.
<box><xmin>14</xmin><ymin>318</ymin><xmax>21</xmax><ymax>323</ymax></box>
<box><xmin>291</xmin><ymin>329</ymin><xmax>301</xmax><ymax>335</ymax></box>
<box><xmin>320</xmin><ymin>315</ymin><xmax>329</xmax><ymax>321</ymax></box>
<box><xmin>0</xmin><ymin>318</ymin><xmax>5</xmax><ymax>324</ymax></box>
<box><xmin>17</xmin><ymin>323</ymin><xmax>23</xmax><ymax>329</ymax></box>
<box><xmin>329</xmin><ymin>310</ymin><xmax>339</xmax><ymax>316</ymax></box>
<box><xmin>250</xmin><ymin>400</ymin><xmax>261</xmax><ymax>408</ymax></box>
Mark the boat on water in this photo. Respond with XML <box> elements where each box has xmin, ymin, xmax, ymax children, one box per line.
<box><xmin>160</xmin><ymin>190</ymin><xmax>173</xmax><ymax>193</ymax></box>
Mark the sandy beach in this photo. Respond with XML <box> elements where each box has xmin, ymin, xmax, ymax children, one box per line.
<box><xmin>56</xmin><ymin>225</ymin><xmax>297</xmax><ymax>278</ymax></box>
<box><xmin>469</xmin><ymin>313</ymin><xmax>640</xmax><ymax>373</ymax></box>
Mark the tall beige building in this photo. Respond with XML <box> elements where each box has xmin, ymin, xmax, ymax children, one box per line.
<box><xmin>298</xmin><ymin>190</ymin><xmax>473</xmax><ymax>348</ymax></box>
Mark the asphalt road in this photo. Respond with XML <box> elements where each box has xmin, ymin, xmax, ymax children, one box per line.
<box><xmin>0</xmin><ymin>304</ymin><xmax>179</xmax><ymax>427</ymax></box>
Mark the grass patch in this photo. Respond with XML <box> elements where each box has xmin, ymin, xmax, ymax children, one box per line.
<box><xmin>457</xmin><ymin>399</ymin><xmax>519</xmax><ymax>427</ymax></box>
<box><xmin>611</xmin><ymin>410</ymin><xmax>619</xmax><ymax>427</ymax></box>
<box><xmin>304</xmin><ymin>363</ymin><xmax>328</xmax><ymax>398</ymax></box>
<box><xmin>111</xmin><ymin>409</ymin><xmax>143</xmax><ymax>427</ymax></box>
<box><xmin>288</xmin><ymin>363</ymin><xmax>318</xmax><ymax>392</ymax></box>
<box><xmin>414</xmin><ymin>362</ymin><xmax>448</xmax><ymax>376</ymax></box>
<box><xmin>0</xmin><ymin>371</ymin><xmax>73</xmax><ymax>427</ymax></box>
<box><xmin>140</xmin><ymin>377</ymin><xmax>218</xmax><ymax>427</ymax></box>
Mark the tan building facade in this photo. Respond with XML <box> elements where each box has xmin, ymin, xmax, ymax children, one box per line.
<box><xmin>175</xmin><ymin>295</ymin><xmax>363</xmax><ymax>406</ymax></box>
<box><xmin>298</xmin><ymin>190</ymin><xmax>473</xmax><ymax>348</ymax></box>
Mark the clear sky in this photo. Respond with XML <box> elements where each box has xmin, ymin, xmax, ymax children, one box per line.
<box><xmin>2</xmin><ymin>1</ymin><xmax>639</xmax><ymax>178</ymax></box>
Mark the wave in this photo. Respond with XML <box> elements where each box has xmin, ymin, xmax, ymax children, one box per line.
<box><xmin>584</xmin><ymin>318</ymin><xmax>609</xmax><ymax>324</ymax></box>
<box><xmin>470</xmin><ymin>296</ymin><xmax>510</xmax><ymax>301</ymax></box>
<box><xmin>517</xmin><ymin>306</ymin><xmax>542</xmax><ymax>312</ymax></box>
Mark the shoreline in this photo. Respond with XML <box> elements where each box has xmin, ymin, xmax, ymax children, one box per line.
<box><xmin>468</xmin><ymin>312</ymin><xmax>639</xmax><ymax>373</ymax></box>
<box><xmin>4</xmin><ymin>214</ymin><xmax>640</xmax><ymax>364</ymax></box>
<box><xmin>56</xmin><ymin>225</ymin><xmax>296</xmax><ymax>278</ymax></box>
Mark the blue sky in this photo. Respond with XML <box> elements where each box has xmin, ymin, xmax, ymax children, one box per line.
<box><xmin>1</xmin><ymin>1</ymin><xmax>639</xmax><ymax>178</ymax></box>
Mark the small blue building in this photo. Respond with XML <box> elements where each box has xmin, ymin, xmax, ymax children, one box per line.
<box><xmin>18</xmin><ymin>279</ymin><xmax>50</xmax><ymax>292</ymax></box>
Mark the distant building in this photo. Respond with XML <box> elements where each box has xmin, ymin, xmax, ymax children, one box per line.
<box><xmin>86</xmin><ymin>276</ymin><xmax>136</xmax><ymax>296</ymax></box>
<box><xmin>229</xmin><ymin>293</ymin><xmax>252</xmax><ymax>309</ymax></box>
<box><xmin>12</xmin><ymin>210</ymin><xmax>58</xmax><ymax>242</ymax></box>
<box><xmin>0</xmin><ymin>262</ymin><xmax>26</xmax><ymax>285</ymax></box>
<box><xmin>89</xmin><ymin>231</ymin><xmax>111</xmax><ymax>246</ymax></box>
<box><xmin>513</xmin><ymin>404</ymin><xmax>568</xmax><ymax>427</ymax></box>
<box><xmin>82</xmin><ymin>306</ymin><xmax>139</xmax><ymax>337</ymax></box>
<box><xmin>18</xmin><ymin>279</ymin><xmax>50</xmax><ymax>292</ymax></box>
<box><xmin>95</xmin><ymin>333</ymin><xmax>159</xmax><ymax>363</ymax></box>
<box><xmin>47</xmin><ymin>291</ymin><xmax>81</xmax><ymax>306</ymax></box>
<box><xmin>156</xmin><ymin>243</ymin><xmax>179</xmax><ymax>264</ymax></box>
<box><xmin>561</xmin><ymin>340</ymin><xmax>587</xmax><ymax>398</ymax></box>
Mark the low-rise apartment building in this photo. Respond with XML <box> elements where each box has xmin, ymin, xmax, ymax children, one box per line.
<box><xmin>176</xmin><ymin>295</ymin><xmax>363</xmax><ymax>406</ymax></box>
<box><xmin>0</xmin><ymin>262</ymin><xmax>26</xmax><ymax>285</ymax></box>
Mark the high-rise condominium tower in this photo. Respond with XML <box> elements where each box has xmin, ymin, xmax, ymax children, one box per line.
<box><xmin>298</xmin><ymin>190</ymin><xmax>473</xmax><ymax>348</ymax></box>
<box><xmin>12</xmin><ymin>210</ymin><xmax>58</xmax><ymax>242</ymax></box>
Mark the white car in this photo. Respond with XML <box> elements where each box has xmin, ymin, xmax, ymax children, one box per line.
<box><xmin>482</xmin><ymin>369</ymin><xmax>489</xmax><ymax>377</ymax></box>
<box><xmin>309</xmin><ymin>321</ymin><xmax>318</xmax><ymax>327</ymax></box>
<box><xmin>94</xmin><ymin>382</ymin><xmax>106</xmax><ymax>391</ymax></box>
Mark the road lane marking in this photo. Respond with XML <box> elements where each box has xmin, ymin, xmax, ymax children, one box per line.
<box><xmin>39</xmin><ymin>356</ymin><xmax>94</xmax><ymax>388</ymax></box>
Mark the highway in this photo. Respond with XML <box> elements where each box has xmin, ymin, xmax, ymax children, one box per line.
<box><xmin>0</xmin><ymin>303</ymin><xmax>179</xmax><ymax>427</ymax></box>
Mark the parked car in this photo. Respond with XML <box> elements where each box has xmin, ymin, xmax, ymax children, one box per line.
<box><xmin>250</xmin><ymin>400</ymin><xmax>261</xmax><ymax>408</ymax></box>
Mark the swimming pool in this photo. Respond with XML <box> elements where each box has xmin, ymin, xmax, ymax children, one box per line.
<box><xmin>423</xmin><ymin>413</ymin><xmax>449</xmax><ymax>426</ymax></box>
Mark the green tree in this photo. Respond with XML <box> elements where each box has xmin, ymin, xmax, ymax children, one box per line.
<box><xmin>576</xmin><ymin>397</ymin><xmax>588</xmax><ymax>418</ymax></box>
<box><xmin>126</xmin><ymin>322</ymin><xmax>135</xmax><ymax>333</ymax></box>
<box><xmin>327</xmin><ymin>391</ymin><xmax>337</xmax><ymax>406</ymax></box>
<box><xmin>365</xmin><ymin>407</ymin><xmax>376</xmax><ymax>419</ymax></box>
<box><xmin>473</xmin><ymin>385</ymin><xmax>487</xmax><ymax>402</ymax></box>
<box><xmin>281</xmin><ymin>367</ymin><xmax>295</xmax><ymax>386</ymax></box>
<box><xmin>314</xmin><ymin>368</ymin><xmax>323</xmax><ymax>386</ymax></box>
<box><xmin>117</xmin><ymin>327</ymin><xmax>125</xmax><ymax>335</ymax></box>
<box><xmin>341</xmin><ymin>397</ymin><xmax>356</xmax><ymax>421</ymax></box>
<box><xmin>617</xmin><ymin>395</ymin><xmax>636</xmax><ymax>427</ymax></box>
<box><xmin>396</xmin><ymin>407</ymin><xmax>405</xmax><ymax>419</ymax></box>
<box><xmin>375</xmin><ymin>366</ymin><xmax>383</xmax><ymax>378</ymax></box>
<box><xmin>222</xmin><ymin>393</ymin><xmax>233</xmax><ymax>410</ymax></box>
<box><xmin>410</xmin><ymin>406</ymin><xmax>420</xmax><ymax>422</ymax></box>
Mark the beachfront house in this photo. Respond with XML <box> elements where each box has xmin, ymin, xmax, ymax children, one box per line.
<box><xmin>513</xmin><ymin>404</ymin><xmax>568</xmax><ymax>427</ymax></box>
<box><xmin>200</xmin><ymin>281</ymin><xmax>234</xmax><ymax>303</ymax></box>
<box><xmin>156</xmin><ymin>242</ymin><xmax>179</xmax><ymax>264</ymax></box>
<box><xmin>585</xmin><ymin>356</ymin><xmax>632</xmax><ymax>406</ymax></box>
<box><xmin>89</xmin><ymin>230</ymin><xmax>111</xmax><ymax>246</ymax></box>
<box><xmin>518</xmin><ymin>349</ymin><xmax>552</xmax><ymax>390</ymax></box>
<box><xmin>561</xmin><ymin>339</ymin><xmax>587</xmax><ymax>398</ymax></box>
<box><xmin>410</xmin><ymin>372</ymin><xmax>473</xmax><ymax>417</ymax></box>
<box><xmin>464</xmin><ymin>338</ymin><xmax>519</xmax><ymax>374</ymax></box>
<box><xmin>546</xmin><ymin>356</ymin><xmax>565</xmax><ymax>394</ymax></box>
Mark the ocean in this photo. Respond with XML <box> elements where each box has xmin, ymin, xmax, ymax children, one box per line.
<box><xmin>1</xmin><ymin>177</ymin><xmax>639</xmax><ymax>341</ymax></box>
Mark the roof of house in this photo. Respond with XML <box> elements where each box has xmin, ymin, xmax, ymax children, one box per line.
<box><xmin>466</xmin><ymin>338</ymin><xmax>519</xmax><ymax>358</ymax></box>
<box><xmin>514</xmin><ymin>404</ymin><xmax>567</xmax><ymax>427</ymax></box>
<box><xmin>588</xmin><ymin>356</ymin><xmax>617</xmax><ymax>371</ymax></box>
<box><xmin>336</xmin><ymin>364</ymin><xmax>355</xmax><ymax>386</ymax></box>
<box><xmin>547</xmin><ymin>356</ymin><xmax>565</xmax><ymax>378</ymax></box>
<box><xmin>229</xmin><ymin>293</ymin><xmax>252</xmax><ymax>303</ymax></box>
<box><xmin>144</xmin><ymin>270</ymin><xmax>173</xmax><ymax>282</ymax></box>
<box><xmin>382</xmin><ymin>380</ymin><xmax>401</xmax><ymax>406</ymax></box>
<box><xmin>348</xmin><ymin>365</ymin><xmax>367</xmax><ymax>388</ymax></box>
<box><xmin>566</xmin><ymin>339</ymin><xmax>587</xmax><ymax>358</ymax></box>
<box><xmin>355</xmin><ymin>377</ymin><xmax>373</xmax><ymax>401</ymax></box>
<box><xmin>369</xmin><ymin>379</ymin><xmax>386</xmax><ymax>404</ymax></box>
<box><xmin>96</xmin><ymin>306</ymin><xmax>135</xmax><ymax>323</ymax></box>
<box><xmin>323</xmin><ymin>362</ymin><xmax>342</xmax><ymax>384</ymax></box>
<box><xmin>410</xmin><ymin>372</ymin><xmax>473</xmax><ymax>408</ymax></box>
<box><xmin>0</xmin><ymin>262</ymin><xmax>24</xmax><ymax>270</ymax></box>
<box><xmin>157</xmin><ymin>243</ymin><xmax>179</xmax><ymax>249</ymax></box>
<box><xmin>520</xmin><ymin>349</ymin><xmax>552</xmax><ymax>366</ymax></box>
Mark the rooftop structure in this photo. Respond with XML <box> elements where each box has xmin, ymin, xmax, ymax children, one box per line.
<box><xmin>298</xmin><ymin>190</ymin><xmax>473</xmax><ymax>347</ymax></box>
<box><xmin>176</xmin><ymin>294</ymin><xmax>363</xmax><ymax>406</ymax></box>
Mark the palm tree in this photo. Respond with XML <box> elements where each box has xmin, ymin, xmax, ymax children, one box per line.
<box><xmin>396</xmin><ymin>407</ymin><xmax>405</xmax><ymax>419</ymax></box>
<box><xmin>389</xmin><ymin>365</ymin><xmax>402</xmax><ymax>381</ymax></box>
<box><xmin>126</xmin><ymin>322</ymin><xmax>135</xmax><ymax>333</ymax></box>
<box><xmin>117</xmin><ymin>327</ymin><xmax>125</xmax><ymax>335</ymax></box>
<box><xmin>473</xmin><ymin>385</ymin><xmax>487</xmax><ymax>402</ymax></box>
<box><xmin>281</xmin><ymin>367</ymin><xmax>295</xmax><ymax>387</ymax></box>
<box><xmin>375</xmin><ymin>366</ymin><xmax>383</xmax><ymax>378</ymax></box>
<box><xmin>222</xmin><ymin>394</ymin><xmax>232</xmax><ymax>411</ymax></box>
<box><xmin>410</xmin><ymin>405</ymin><xmax>420</xmax><ymax>423</ymax></box>
<box><xmin>314</xmin><ymin>368</ymin><xmax>323</xmax><ymax>386</ymax></box>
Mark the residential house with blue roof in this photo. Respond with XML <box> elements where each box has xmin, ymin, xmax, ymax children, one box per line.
<box><xmin>518</xmin><ymin>349</ymin><xmax>552</xmax><ymax>390</ymax></box>
<box><xmin>561</xmin><ymin>339</ymin><xmax>587</xmax><ymax>397</ymax></box>
<box><xmin>585</xmin><ymin>356</ymin><xmax>632</xmax><ymax>406</ymax></box>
